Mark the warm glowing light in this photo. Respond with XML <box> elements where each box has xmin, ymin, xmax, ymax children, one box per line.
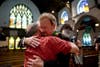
<box><xmin>9</xmin><ymin>4</ymin><xmax>33</xmax><ymax>29</ymax></box>
<box><xmin>84</xmin><ymin>5</ymin><xmax>89</xmax><ymax>12</ymax></box>
<box><xmin>60</xmin><ymin>19</ymin><xmax>65</xmax><ymax>24</ymax></box>
<box><xmin>9</xmin><ymin>37</ymin><xmax>14</xmax><ymax>49</ymax></box>
<box><xmin>77</xmin><ymin>29</ymin><xmax>79</xmax><ymax>32</ymax></box>
<box><xmin>52</xmin><ymin>10</ymin><xmax>55</xmax><ymax>13</ymax></box>
<box><xmin>95</xmin><ymin>23</ymin><xmax>99</xmax><ymax>27</ymax></box>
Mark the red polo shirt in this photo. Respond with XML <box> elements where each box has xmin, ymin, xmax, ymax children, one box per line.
<box><xmin>24</xmin><ymin>36</ymin><xmax>71</xmax><ymax>67</ymax></box>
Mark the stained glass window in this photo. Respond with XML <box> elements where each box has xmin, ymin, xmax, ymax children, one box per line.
<box><xmin>9</xmin><ymin>4</ymin><xmax>33</xmax><ymax>29</ymax></box>
<box><xmin>82</xmin><ymin>32</ymin><xmax>92</xmax><ymax>46</ymax></box>
<box><xmin>16</xmin><ymin>13</ymin><xmax>21</xmax><ymax>28</ymax></box>
<box><xmin>77</xmin><ymin>0</ymin><xmax>89</xmax><ymax>14</ymax></box>
<box><xmin>15</xmin><ymin>37</ymin><xmax>21</xmax><ymax>49</ymax></box>
<box><xmin>9</xmin><ymin>36</ymin><xmax>14</xmax><ymax>49</ymax></box>
<box><xmin>82</xmin><ymin>26</ymin><xmax>92</xmax><ymax>46</ymax></box>
<box><xmin>9</xmin><ymin>13</ymin><xmax>15</xmax><ymax>28</ymax></box>
<box><xmin>9</xmin><ymin>4</ymin><xmax>33</xmax><ymax>50</ymax></box>
<box><xmin>22</xmin><ymin>14</ymin><xmax>27</xmax><ymax>29</ymax></box>
<box><xmin>60</xmin><ymin>11</ymin><xmax>68</xmax><ymax>24</ymax></box>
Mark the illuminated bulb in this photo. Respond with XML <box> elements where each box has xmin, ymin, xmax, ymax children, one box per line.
<box><xmin>76</xmin><ymin>29</ymin><xmax>79</xmax><ymax>32</ymax></box>
<box><xmin>95</xmin><ymin>23</ymin><xmax>99</xmax><ymax>27</ymax></box>
<box><xmin>67</xmin><ymin>1</ymin><xmax>69</xmax><ymax>4</ymax></box>
<box><xmin>51</xmin><ymin>10</ymin><xmax>55</xmax><ymax>13</ymax></box>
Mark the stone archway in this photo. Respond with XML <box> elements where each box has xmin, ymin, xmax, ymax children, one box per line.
<box><xmin>75</xmin><ymin>15</ymin><xmax>100</xmax><ymax>46</ymax></box>
<box><xmin>75</xmin><ymin>15</ymin><xmax>100</xmax><ymax>32</ymax></box>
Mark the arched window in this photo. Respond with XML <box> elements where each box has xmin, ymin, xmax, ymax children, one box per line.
<box><xmin>9</xmin><ymin>4</ymin><xmax>33</xmax><ymax>29</ymax></box>
<box><xmin>77</xmin><ymin>0</ymin><xmax>89</xmax><ymax>14</ymax></box>
<box><xmin>9</xmin><ymin>4</ymin><xmax>33</xmax><ymax>50</ymax></box>
<box><xmin>82</xmin><ymin>32</ymin><xmax>92</xmax><ymax>46</ymax></box>
<box><xmin>9</xmin><ymin>36</ymin><xmax>14</xmax><ymax>49</ymax></box>
<box><xmin>60</xmin><ymin>11</ymin><xmax>68</xmax><ymax>24</ymax></box>
<box><xmin>82</xmin><ymin>26</ymin><xmax>92</xmax><ymax>46</ymax></box>
<box><xmin>15</xmin><ymin>37</ymin><xmax>21</xmax><ymax>49</ymax></box>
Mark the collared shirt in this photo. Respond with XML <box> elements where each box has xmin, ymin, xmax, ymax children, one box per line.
<box><xmin>24</xmin><ymin>36</ymin><xmax>71</xmax><ymax>67</ymax></box>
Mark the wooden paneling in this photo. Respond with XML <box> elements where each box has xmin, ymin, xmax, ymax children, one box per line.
<box><xmin>0</xmin><ymin>49</ymin><xmax>24</xmax><ymax>67</ymax></box>
<box><xmin>83</xmin><ymin>47</ymin><xmax>99</xmax><ymax>67</ymax></box>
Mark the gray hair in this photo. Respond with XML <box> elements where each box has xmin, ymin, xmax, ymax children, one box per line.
<box><xmin>39</xmin><ymin>13</ymin><xmax>57</xmax><ymax>26</ymax></box>
<box><xmin>26</xmin><ymin>23</ymin><xmax>38</xmax><ymax>37</ymax></box>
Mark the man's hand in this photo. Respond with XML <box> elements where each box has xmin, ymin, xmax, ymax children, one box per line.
<box><xmin>27</xmin><ymin>55</ymin><xmax>44</xmax><ymax>67</ymax></box>
<box><xmin>70</xmin><ymin>42</ymin><xmax>80</xmax><ymax>55</ymax></box>
<box><xmin>24</xmin><ymin>36</ymin><xmax>40</xmax><ymax>48</ymax></box>
<box><xmin>76</xmin><ymin>40</ymin><xmax>82</xmax><ymax>47</ymax></box>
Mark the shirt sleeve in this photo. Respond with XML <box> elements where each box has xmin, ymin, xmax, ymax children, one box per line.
<box><xmin>49</xmin><ymin>36</ymin><xmax>72</xmax><ymax>55</ymax></box>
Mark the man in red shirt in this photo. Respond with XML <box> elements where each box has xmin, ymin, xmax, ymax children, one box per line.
<box><xmin>25</xmin><ymin>36</ymin><xmax>72</xmax><ymax>67</ymax></box>
<box><xmin>24</xmin><ymin>23</ymin><xmax>79</xmax><ymax>67</ymax></box>
<box><xmin>23</xmin><ymin>13</ymin><xmax>79</xmax><ymax>67</ymax></box>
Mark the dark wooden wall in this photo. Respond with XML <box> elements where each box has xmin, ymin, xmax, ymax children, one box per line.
<box><xmin>0</xmin><ymin>48</ymin><xmax>24</xmax><ymax>67</ymax></box>
<box><xmin>0</xmin><ymin>47</ymin><xmax>99</xmax><ymax>67</ymax></box>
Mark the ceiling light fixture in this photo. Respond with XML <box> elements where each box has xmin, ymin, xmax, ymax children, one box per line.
<box><xmin>51</xmin><ymin>10</ymin><xmax>55</xmax><ymax>13</ymax></box>
<box><xmin>95</xmin><ymin>23</ymin><xmax>99</xmax><ymax>27</ymax></box>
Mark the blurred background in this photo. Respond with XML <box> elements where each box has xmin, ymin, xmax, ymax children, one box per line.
<box><xmin>0</xmin><ymin>0</ymin><xmax>100</xmax><ymax>67</ymax></box>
